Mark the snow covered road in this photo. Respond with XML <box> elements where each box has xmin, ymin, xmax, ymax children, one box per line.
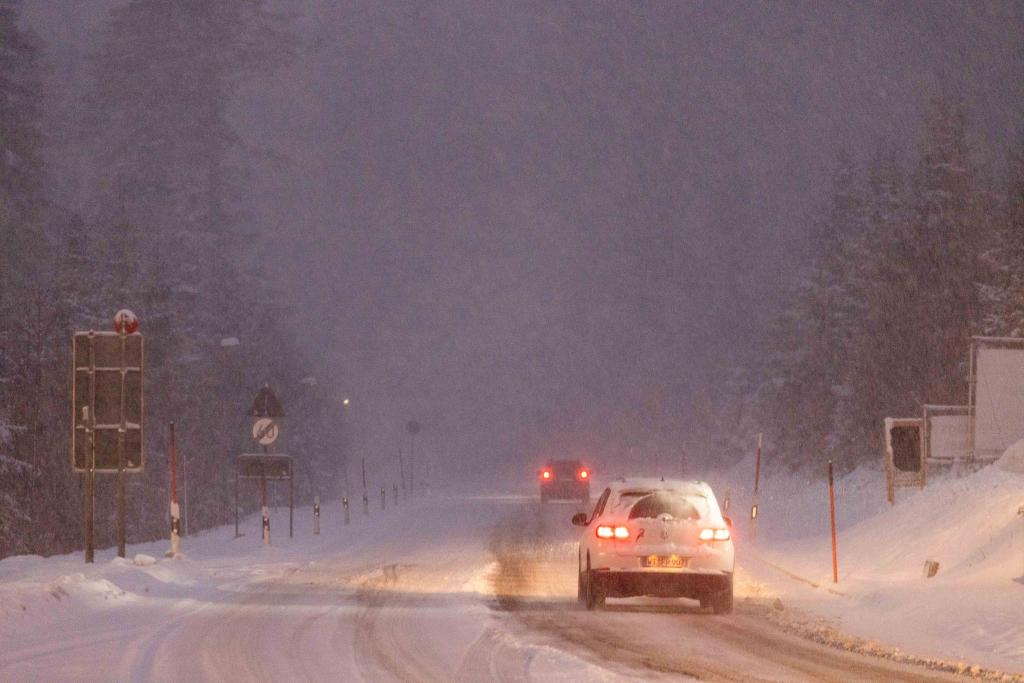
<box><xmin>0</xmin><ymin>493</ymin><xmax>977</xmax><ymax>681</ymax></box>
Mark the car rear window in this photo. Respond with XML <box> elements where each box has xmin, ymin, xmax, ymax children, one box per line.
<box><xmin>627</xmin><ymin>492</ymin><xmax>707</xmax><ymax>521</ymax></box>
<box><xmin>551</xmin><ymin>461</ymin><xmax>581</xmax><ymax>477</ymax></box>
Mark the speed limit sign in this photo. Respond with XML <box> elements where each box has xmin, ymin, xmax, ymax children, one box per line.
<box><xmin>252</xmin><ymin>418</ymin><xmax>279</xmax><ymax>446</ymax></box>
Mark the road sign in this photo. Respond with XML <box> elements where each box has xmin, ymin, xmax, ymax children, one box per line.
<box><xmin>113</xmin><ymin>309</ymin><xmax>139</xmax><ymax>334</ymax></box>
<box><xmin>249</xmin><ymin>384</ymin><xmax>285</xmax><ymax>418</ymax></box>
<box><xmin>72</xmin><ymin>331</ymin><xmax>144</xmax><ymax>472</ymax></box>
<box><xmin>237</xmin><ymin>453</ymin><xmax>293</xmax><ymax>480</ymax></box>
<box><xmin>252</xmin><ymin>418</ymin><xmax>279</xmax><ymax>445</ymax></box>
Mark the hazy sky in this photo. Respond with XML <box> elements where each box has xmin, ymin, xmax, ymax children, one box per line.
<box><xmin>25</xmin><ymin>1</ymin><xmax>1024</xmax><ymax>485</ymax></box>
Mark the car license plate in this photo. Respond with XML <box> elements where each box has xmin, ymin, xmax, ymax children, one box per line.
<box><xmin>643</xmin><ymin>555</ymin><xmax>688</xmax><ymax>568</ymax></box>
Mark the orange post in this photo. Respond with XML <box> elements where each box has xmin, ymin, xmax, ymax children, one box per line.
<box><xmin>828</xmin><ymin>460</ymin><xmax>838</xmax><ymax>583</ymax></box>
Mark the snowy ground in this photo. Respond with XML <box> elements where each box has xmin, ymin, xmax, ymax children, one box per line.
<box><xmin>714</xmin><ymin>445</ymin><xmax>1024</xmax><ymax>677</ymax></box>
<box><xmin>2</xmin><ymin>458</ymin><xmax>1022</xmax><ymax>681</ymax></box>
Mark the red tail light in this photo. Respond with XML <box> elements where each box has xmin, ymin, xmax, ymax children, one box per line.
<box><xmin>541</xmin><ymin>468</ymin><xmax>552</xmax><ymax>481</ymax></box>
<box><xmin>577</xmin><ymin>468</ymin><xmax>589</xmax><ymax>481</ymax></box>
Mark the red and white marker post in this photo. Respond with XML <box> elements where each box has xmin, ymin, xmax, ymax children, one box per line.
<box><xmin>828</xmin><ymin>460</ymin><xmax>838</xmax><ymax>583</ymax></box>
<box><xmin>168</xmin><ymin>422</ymin><xmax>181</xmax><ymax>558</ymax></box>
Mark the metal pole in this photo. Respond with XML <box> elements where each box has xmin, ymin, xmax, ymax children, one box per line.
<box><xmin>182</xmin><ymin>451</ymin><xmax>188</xmax><ymax>537</ymax></box>
<box><xmin>361</xmin><ymin>458</ymin><xmax>368</xmax><ymax>515</ymax></box>
<box><xmin>234</xmin><ymin>464</ymin><xmax>239</xmax><ymax>538</ymax></box>
<box><xmin>169</xmin><ymin>422</ymin><xmax>180</xmax><ymax>557</ymax></box>
<box><xmin>84</xmin><ymin>331</ymin><xmax>96</xmax><ymax>564</ymax></box>
<box><xmin>751</xmin><ymin>433</ymin><xmax>762</xmax><ymax>541</ymax></box>
<box><xmin>380</xmin><ymin>486</ymin><xmax>386</xmax><ymax>511</ymax></box>
<box><xmin>754</xmin><ymin>432</ymin><xmax>763</xmax><ymax>495</ymax></box>
<box><xmin>314</xmin><ymin>495</ymin><xmax>320</xmax><ymax>535</ymax></box>
<box><xmin>398</xmin><ymin>448</ymin><xmax>406</xmax><ymax>492</ymax></box>
<box><xmin>343</xmin><ymin>495</ymin><xmax>350</xmax><ymax>525</ymax></box>
<box><xmin>828</xmin><ymin>460</ymin><xmax>838</xmax><ymax>583</ymax></box>
<box><xmin>261</xmin><ymin>469</ymin><xmax>270</xmax><ymax>545</ymax></box>
<box><xmin>393</xmin><ymin>483</ymin><xmax>398</xmax><ymax>506</ymax></box>
<box><xmin>410</xmin><ymin>435</ymin><xmax>415</xmax><ymax>496</ymax></box>
<box><xmin>289</xmin><ymin>467</ymin><xmax>294</xmax><ymax>538</ymax></box>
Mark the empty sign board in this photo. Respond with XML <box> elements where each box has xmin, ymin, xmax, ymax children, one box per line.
<box><xmin>72</xmin><ymin>331</ymin><xmax>144</xmax><ymax>472</ymax></box>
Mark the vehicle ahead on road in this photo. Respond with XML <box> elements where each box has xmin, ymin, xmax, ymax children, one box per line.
<box><xmin>572</xmin><ymin>478</ymin><xmax>734</xmax><ymax>613</ymax></box>
<box><xmin>539</xmin><ymin>459</ymin><xmax>590</xmax><ymax>504</ymax></box>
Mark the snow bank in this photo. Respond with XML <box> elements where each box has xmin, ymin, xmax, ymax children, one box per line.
<box><xmin>998</xmin><ymin>438</ymin><xmax>1024</xmax><ymax>474</ymax></box>
<box><xmin>732</xmin><ymin>445</ymin><xmax>1024</xmax><ymax>673</ymax></box>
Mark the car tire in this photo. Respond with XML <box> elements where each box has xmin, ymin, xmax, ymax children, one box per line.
<box><xmin>584</xmin><ymin>553</ymin><xmax>604</xmax><ymax>610</ymax></box>
<box><xmin>710</xmin><ymin>576</ymin><xmax>733</xmax><ymax>615</ymax></box>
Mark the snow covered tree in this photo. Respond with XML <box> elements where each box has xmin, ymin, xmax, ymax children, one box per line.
<box><xmin>75</xmin><ymin>0</ymin><xmax>301</xmax><ymax>541</ymax></box>
<box><xmin>978</xmin><ymin>139</ymin><xmax>1024</xmax><ymax>336</ymax></box>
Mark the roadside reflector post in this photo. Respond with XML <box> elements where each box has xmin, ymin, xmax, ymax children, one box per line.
<box><xmin>754</xmin><ymin>432</ymin><xmax>763</xmax><ymax>494</ymax></box>
<box><xmin>828</xmin><ymin>460</ymin><xmax>838</xmax><ymax>583</ymax></box>
<box><xmin>380</xmin><ymin>486</ymin><xmax>386</xmax><ymax>511</ymax></box>
<box><xmin>361</xmin><ymin>458</ymin><xmax>369</xmax><ymax>515</ymax></box>
<box><xmin>262</xmin><ymin>505</ymin><xmax>271</xmax><ymax>546</ymax></box>
<box><xmin>343</xmin><ymin>496</ymin><xmax>350</xmax><ymax>525</ymax></box>
<box><xmin>750</xmin><ymin>432</ymin><xmax>763</xmax><ymax>541</ymax></box>
<box><xmin>393</xmin><ymin>483</ymin><xmax>398</xmax><ymax>506</ymax></box>
<box><xmin>313</xmin><ymin>495</ymin><xmax>320</xmax><ymax>535</ymax></box>
<box><xmin>168</xmin><ymin>422</ymin><xmax>181</xmax><ymax>558</ymax></box>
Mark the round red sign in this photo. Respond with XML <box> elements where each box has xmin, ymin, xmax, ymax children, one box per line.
<box><xmin>113</xmin><ymin>309</ymin><xmax>139</xmax><ymax>334</ymax></box>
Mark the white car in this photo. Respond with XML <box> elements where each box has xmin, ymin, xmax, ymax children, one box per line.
<box><xmin>572</xmin><ymin>478</ymin><xmax>735</xmax><ymax>613</ymax></box>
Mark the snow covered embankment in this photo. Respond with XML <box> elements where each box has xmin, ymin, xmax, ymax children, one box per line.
<box><xmin>731</xmin><ymin>443</ymin><xmax>1024</xmax><ymax>676</ymax></box>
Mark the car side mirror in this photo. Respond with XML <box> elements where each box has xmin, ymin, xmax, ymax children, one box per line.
<box><xmin>571</xmin><ymin>512</ymin><xmax>588</xmax><ymax>526</ymax></box>
<box><xmin>723</xmin><ymin>516</ymin><xmax>733</xmax><ymax>529</ymax></box>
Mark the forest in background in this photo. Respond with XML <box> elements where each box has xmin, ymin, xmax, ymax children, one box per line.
<box><xmin>0</xmin><ymin>1</ymin><xmax>345</xmax><ymax>559</ymax></box>
<box><xmin>1</xmin><ymin>0</ymin><xmax>1023</xmax><ymax>559</ymax></box>
<box><xmin>709</xmin><ymin>99</ymin><xmax>1024</xmax><ymax>472</ymax></box>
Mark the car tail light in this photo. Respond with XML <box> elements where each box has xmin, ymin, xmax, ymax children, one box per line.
<box><xmin>596</xmin><ymin>525</ymin><xmax>629</xmax><ymax>540</ymax></box>
<box><xmin>578</xmin><ymin>468</ymin><xmax>589</xmax><ymax>481</ymax></box>
<box><xmin>699</xmin><ymin>528</ymin><xmax>731</xmax><ymax>542</ymax></box>
<box><xmin>541</xmin><ymin>468</ymin><xmax>552</xmax><ymax>481</ymax></box>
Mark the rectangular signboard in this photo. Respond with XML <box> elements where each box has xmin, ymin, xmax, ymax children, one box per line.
<box><xmin>922</xmin><ymin>404</ymin><xmax>969</xmax><ymax>464</ymax></box>
<box><xmin>971</xmin><ymin>339</ymin><xmax>1024</xmax><ymax>461</ymax></box>
<box><xmin>237</xmin><ymin>454</ymin><xmax>292</xmax><ymax>480</ymax></box>
<box><xmin>72</xmin><ymin>332</ymin><xmax>144</xmax><ymax>472</ymax></box>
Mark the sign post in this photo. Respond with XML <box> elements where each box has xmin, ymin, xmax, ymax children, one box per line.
<box><xmin>72</xmin><ymin>311</ymin><xmax>144</xmax><ymax>563</ymax></box>
<box><xmin>236</xmin><ymin>453</ymin><xmax>293</xmax><ymax>546</ymax></box>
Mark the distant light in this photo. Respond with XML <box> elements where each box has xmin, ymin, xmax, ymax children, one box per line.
<box><xmin>220</xmin><ymin>337</ymin><xmax>240</xmax><ymax>347</ymax></box>
<box><xmin>342</xmin><ymin>398</ymin><xmax>350</xmax><ymax>406</ymax></box>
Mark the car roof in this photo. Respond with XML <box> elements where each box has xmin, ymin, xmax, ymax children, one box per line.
<box><xmin>605</xmin><ymin>477</ymin><xmax>712</xmax><ymax>495</ymax></box>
